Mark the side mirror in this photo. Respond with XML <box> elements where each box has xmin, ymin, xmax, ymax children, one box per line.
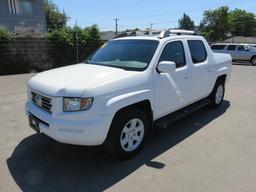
<box><xmin>157</xmin><ymin>61</ymin><xmax>176</xmax><ymax>74</ymax></box>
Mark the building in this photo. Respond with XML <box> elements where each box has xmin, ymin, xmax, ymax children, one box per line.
<box><xmin>0</xmin><ymin>0</ymin><xmax>46</xmax><ymax>33</ymax></box>
<box><xmin>224</xmin><ymin>36</ymin><xmax>256</xmax><ymax>44</ymax></box>
<box><xmin>100</xmin><ymin>31</ymin><xmax>119</xmax><ymax>42</ymax></box>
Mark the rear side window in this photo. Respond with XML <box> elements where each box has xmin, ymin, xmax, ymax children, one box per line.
<box><xmin>188</xmin><ymin>40</ymin><xmax>207</xmax><ymax>64</ymax></box>
<box><xmin>227</xmin><ymin>45</ymin><xmax>237</xmax><ymax>50</ymax></box>
<box><xmin>159</xmin><ymin>41</ymin><xmax>186</xmax><ymax>68</ymax></box>
<box><xmin>211</xmin><ymin>44</ymin><xmax>226</xmax><ymax>50</ymax></box>
<box><xmin>238</xmin><ymin>45</ymin><xmax>246</xmax><ymax>51</ymax></box>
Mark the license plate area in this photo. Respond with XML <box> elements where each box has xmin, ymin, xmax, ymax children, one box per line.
<box><xmin>29</xmin><ymin>114</ymin><xmax>40</xmax><ymax>133</ymax></box>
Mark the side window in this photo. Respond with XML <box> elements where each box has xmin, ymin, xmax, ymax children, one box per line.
<box><xmin>8</xmin><ymin>0</ymin><xmax>18</xmax><ymax>15</ymax></box>
<box><xmin>238</xmin><ymin>45</ymin><xmax>243</xmax><ymax>51</ymax></box>
<box><xmin>158</xmin><ymin>41</ymin><xmax>186</xmax><ymax>68</ymax></box>
<box><xmin>19</xmin><ymin>0</ymin><xmax>33</xmax><ymax>15</ymax></box>
<box><xmin>227</xmin><ymin>45</ymin><xmax>237</xmax><ymax>51</ymax></box>
<box><xmin>188</xmin><ymin>40</ymin><xmax>207</xmax><ymax>64</ymax></box>
<box><xmin>211</xmin><ymin>45</ymin><xmax>226</xmax><ymax>50</ymax></box>
<box><xmin>238</xmin><ymin>45</ymin><xmax>247</xmax><ymax>51</ymax></box>
<box><xmin>8</xmin><ymin>0</ymin><xmax>32</xmax><ymax>15</ymax></box>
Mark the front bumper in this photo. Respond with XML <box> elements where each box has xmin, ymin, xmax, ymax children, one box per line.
<box><xmin>25</xmin><ymin>101</ymin><xmax>113</xmax><ymax>146</ymax></box>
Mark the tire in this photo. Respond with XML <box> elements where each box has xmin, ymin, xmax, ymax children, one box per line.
<box><xmin>104</xmin><ymin>108</ymin><xmax>150</xmax><ymax>159</ymax></box>
<box><xmin>250</xmin><ymin>56</ymin><xmax>256</xmax><ymax>66</ymax></box>
<box><xmin>208</xmin><ymin>79</ymin><xmax>225</xmax><ymax>108</ymax></box>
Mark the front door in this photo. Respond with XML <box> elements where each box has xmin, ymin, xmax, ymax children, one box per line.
<box><xmin>153</xmin><ymin>40</ymin><xmax>192</xmax><ymax>119</ymax></box>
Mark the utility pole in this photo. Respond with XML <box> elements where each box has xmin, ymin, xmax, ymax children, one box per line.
<box><xmin>75</xmin><ymin>19</ymin><xmax>79</xmax><ymax>63</ymax></box>
<box><xmin>115</xmin><ymin>18</ymin><xmax>119</xmax><ymax>35</ymax></box>
<box><xmin>150</xmin><ymin>23</ymin><xmax>154</xmax><ymax>30</ymax></box>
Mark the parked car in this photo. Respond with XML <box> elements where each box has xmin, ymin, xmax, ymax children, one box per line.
<box><xmin>25</xmin><ymin>30</ymin><xmax>232</xmax><ymax>159</ymax></box>
<box><xmin>211</xmin><ymin>43</ymin><xmax>256</xmax><ymax>65</ymax></box>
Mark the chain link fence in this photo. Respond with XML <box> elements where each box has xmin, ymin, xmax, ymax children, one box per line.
<box><xmin>0</xmin><ymin>38</ymin><xmax>102</xmax><ymax>75</ymax></box>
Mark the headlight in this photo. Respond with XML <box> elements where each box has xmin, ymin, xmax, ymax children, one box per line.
<box><xmin>63</xmin><ymin>97</ymin><xmax>93</xmax><ymax>112</ymax></box>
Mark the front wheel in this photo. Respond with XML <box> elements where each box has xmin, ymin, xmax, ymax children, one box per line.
<box><xmin>104</xmin><ymin>108</ymin><xmax>150</xmax><ymax>159</ymax></box>
<box><xmin>208</xmin><ymin>80</ymin><xmax>225</xmax><ymax>108</ymax></box>
<box><xmin>250</xmin><ymin>56</ymin><xmax>256</xmax><ymax>66</ymax></box>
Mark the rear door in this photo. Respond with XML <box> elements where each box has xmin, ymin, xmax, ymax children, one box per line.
<box><xmin>237</xmin><ymin>45</ymin><xmax>251</xmax><ymax>60</ymax></box>
<box><xmin>187</xmin><ymin>39</ymin><xmax>214</xmax><ymax>101</ymax></box>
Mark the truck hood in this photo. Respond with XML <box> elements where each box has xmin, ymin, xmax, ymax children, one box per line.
<box><xmin>28</xmin><ymin>63</ymin><xmax>139</xmax><ymax>97</ymax></box>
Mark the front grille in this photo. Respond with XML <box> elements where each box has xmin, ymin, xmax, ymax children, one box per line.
<box><xmin>31</xmin><ymin>91</ymin><xmax>52</xmax><ymax>113</ymax></box>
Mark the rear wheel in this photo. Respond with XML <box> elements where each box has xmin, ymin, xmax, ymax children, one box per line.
<box><xmin>104</xmin><ymin>108</ymin><xmax>150</xmax><ymax>159</ymax></box>
<box><xmin>208</xmin><ymin>79</ymin><xmax>225</xmax><ymax>108</ymax></box>
<box><xmin>250</xmin><ymin>56</ymin><xmax>256</xmax><ymax>65</ymax></box>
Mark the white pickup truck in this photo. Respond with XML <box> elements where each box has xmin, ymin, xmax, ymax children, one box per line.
<box><xmin>25</xmin><ymin>30</ymin><xmax>232</xmax><ymax>159</ymax></box>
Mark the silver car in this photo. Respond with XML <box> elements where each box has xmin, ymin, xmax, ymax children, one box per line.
<box><xmin>211</xmin><ymin>43</ymin><xmax>256</xmax><ymax>65</ymax></box>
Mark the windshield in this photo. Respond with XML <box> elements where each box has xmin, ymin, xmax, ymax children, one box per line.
<box><xmin>85</xmin><ymin>40</ymin><xmax>159</xmax><ymax>71</ymax></box>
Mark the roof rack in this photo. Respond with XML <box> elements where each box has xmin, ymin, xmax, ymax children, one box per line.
<box><xmin>113</xmin><ymin>29</ymin><xmax>196</xmax><ymax>40</ymax></box>
<box><xmin>158</xmin><ymin>29</ymin><xmax>196</xmax><ymax>39</ymax></box>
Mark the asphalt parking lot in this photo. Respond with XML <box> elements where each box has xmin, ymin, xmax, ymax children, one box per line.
<box><xmin>0</xmin><ymin>64</ymin><xmax>256</xmax><ymax>192</ymax></box>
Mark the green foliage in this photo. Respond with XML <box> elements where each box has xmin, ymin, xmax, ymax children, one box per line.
<box><xmin>0</xmin><ymin>27</ymin><xmax>13</xmax><ymax>74</ymax></box>
<box><xmin>44</xmin><ymin>0</ymin><xmax>68</xmax><ymax>32</ymax></box>
<box><xmin>229</xmin><ymin>9</ymin><xmax>256</xmax><ymax>37</ymax></box>
<box><xmin>0</xmin><ymin>26</ymin><xmax>13</xmax><ymax>41</ymax></box>
<box><xmin>178</xmin><ymin>13</ymin><xmax>195</xmax><ymax>30</ymax></box>
<box><xmin>46</xmin><ymin>25</ymin><xmax>101</xmax><ymax>68</ymax></box>
<box><xmin>46</xmin><ymin>27</ymin><xmax>75</xmax><ymax>67</ymax></box>
<box><xmin>199</xmin><ymin>6</ymin><xmax>230</xmax><ymax>42</ymax></box>
<box><xmin>86</xmin><ymin>25</ymin><xmax>101</xmax><ymax>41</ymax></box>
<box><xmin>46</xmin><ymin>27</ymin><xmax>73</xmax><ymax>46</ymax></box>
<box><xmin>47</xmin><ymin>25</ymin><xmax>101</xmax><ymax>47</ymax></box>
<box><xmin>199</xmin><ymin>7</ymin><xmax>256</xmax><ymax>41</ymax></box>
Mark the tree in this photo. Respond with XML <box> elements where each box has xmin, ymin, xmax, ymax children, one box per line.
<box><xmin>229</xmin><ymin>9</ymin><xmax>256</xmax><ymax>37</ymax></box>
<box><xmin>199</xmin><ymin>6</ymin><xmax>230</xmax><ymax>41</ymax></box>
<box><xmin>86</xmin><ymin>25</ymin><xmax>101</xmax><ymax>41</ymax></box>
<box><xmin>44</xmin><ymin>0</ymin><xmax>68</xmax><ymax>32</ymax></box>
<box><xmin>178</xmin><ymin>13</ymin><xmax>195</xmax><ymax>30</ymax></box>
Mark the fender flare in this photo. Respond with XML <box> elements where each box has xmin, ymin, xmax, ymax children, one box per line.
<box><xmin>214</xmin><ymin>66</ymin><xmax>229</xmax><ymax>83</ymax></box>
<box><xmin>103</xmin><ymin>89</ymin><xmax>153</xmax><ymax>115</ymax></box>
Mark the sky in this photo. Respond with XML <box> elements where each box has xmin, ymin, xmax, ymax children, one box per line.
<box><xmin>53</xmin><ymin>0</ymin><xmax>255</xmax><ymax>31</ymax></box>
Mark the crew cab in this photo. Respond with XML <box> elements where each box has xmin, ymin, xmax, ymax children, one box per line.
<box><xmin>25</xmin><ymin>30</ymin><xmax>232</xmax><ymax>159</ymax></box>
